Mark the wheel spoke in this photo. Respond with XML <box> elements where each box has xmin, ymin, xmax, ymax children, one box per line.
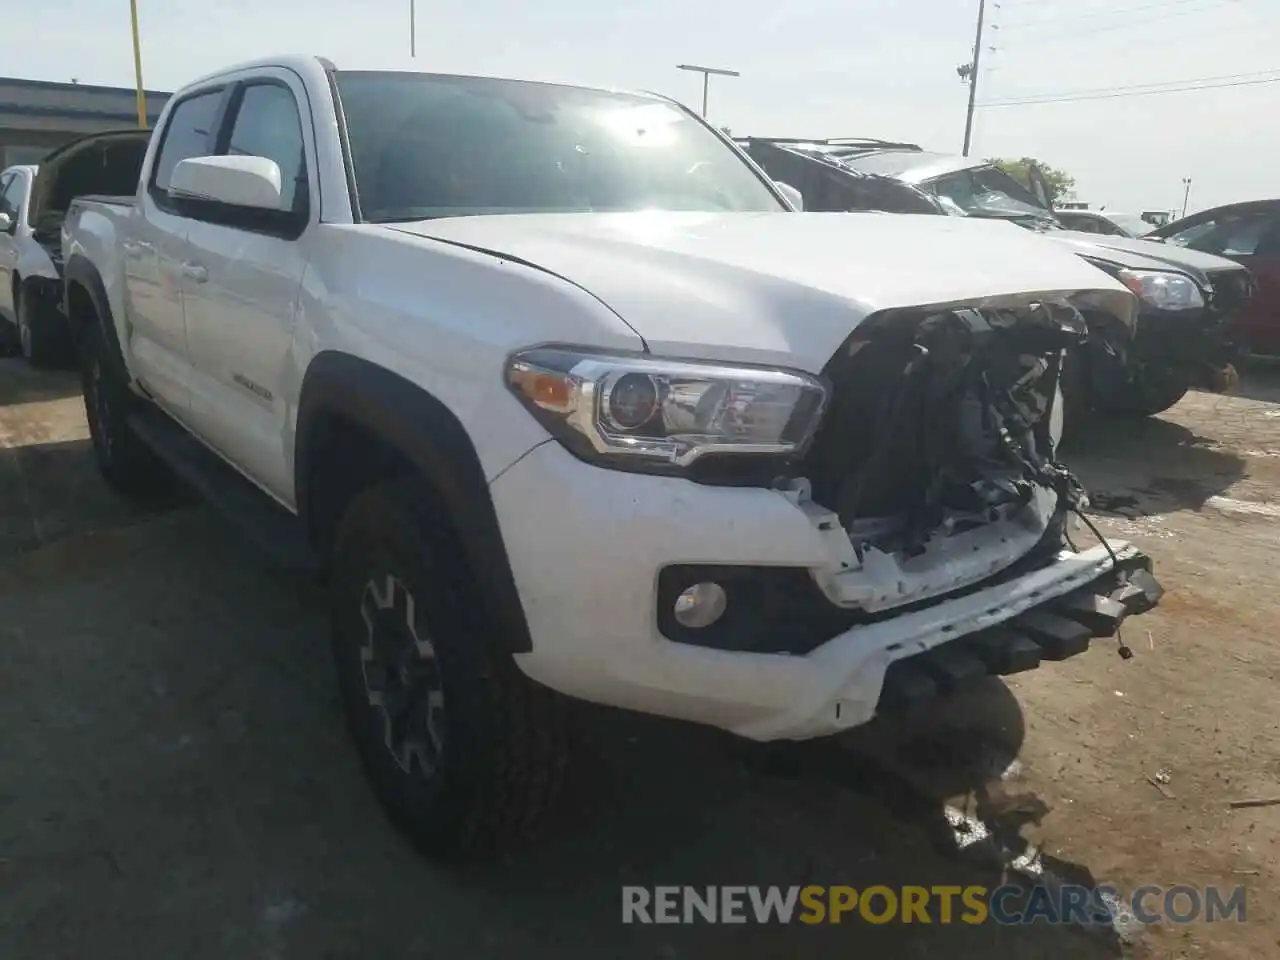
<box><xmin>357</xmin><ymin>573</ymin><xmax>447</xmax><ymax>780</ymax></box>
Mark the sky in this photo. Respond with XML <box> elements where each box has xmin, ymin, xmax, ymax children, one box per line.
<box><xmin>5</xmin><ymin>0</ymin><xmax>1278</xmax><ymax>215</ymax></box>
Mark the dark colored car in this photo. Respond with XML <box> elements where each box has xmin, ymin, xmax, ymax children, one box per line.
<box><xmin>738</xmin><ymin>136</ymin><xmax>1253</xmax><ymax>417</ymax></box>
<box><xmin>1145</xmin><ymin>200</ymin><xmax>1280</xmax><ymax>355</ymax></box>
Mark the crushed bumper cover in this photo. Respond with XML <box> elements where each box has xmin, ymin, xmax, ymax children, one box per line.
<box><xmin>877</xmin><ymin>545</ymin><xmax>1162</xmax><ymax>714</ymax></box>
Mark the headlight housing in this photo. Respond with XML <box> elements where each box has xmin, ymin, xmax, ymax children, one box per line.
<box><xmin>1117</xmin><ymin>269</ymin><xmax>1205</xmax><ymax>311</ymax></box>
<box><xmin>505</xmin><ymin>347</ymin><xmax>828</xmax><ymax>475</ymax></box>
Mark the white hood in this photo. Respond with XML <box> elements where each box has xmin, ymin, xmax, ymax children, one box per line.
<box><xmin>391</xmin><ymin>211</ymin><xmax>1135</xmax><ymax>372</ymax></box>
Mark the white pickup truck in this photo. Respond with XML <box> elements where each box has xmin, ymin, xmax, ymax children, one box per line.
<box><xmin>61</xmin><ymin>55</ymin><xmax>1163</xmax><ymax>858</ymax></box>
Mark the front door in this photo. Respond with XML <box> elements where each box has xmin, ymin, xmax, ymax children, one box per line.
<box><xmin>181</xmin><ymin>75</ymin><xmax>314</xmax><ymax>505</ymax></box>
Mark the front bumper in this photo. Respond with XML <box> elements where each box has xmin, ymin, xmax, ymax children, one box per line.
<box><xmin>490</xmin><ymin>441</ymin><xmax>1164</xmax><ymax>741</ymax></box>
<box><xmin>1131</xmin><ymin>305</ymin><xmax>1237</xmax><ymax>368</ymax></box>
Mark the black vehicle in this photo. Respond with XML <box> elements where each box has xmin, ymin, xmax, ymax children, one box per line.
<box><xmin>738</xmin><ymin>136</ymin><xmax>1252</xmax><ymax>418</ymax></box>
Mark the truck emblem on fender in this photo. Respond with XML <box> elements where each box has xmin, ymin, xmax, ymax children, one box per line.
<box><xmin>233</xmin><ymin>372</ymin><xmax>273</xmax><ymax>402</ymax></box>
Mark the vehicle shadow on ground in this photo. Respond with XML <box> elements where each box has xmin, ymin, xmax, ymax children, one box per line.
<box><xmin>1061</xmin><ymin>412</ymin><xmax>1245</xmax><ymax>517</ymax></box>
<box><xmin>0</xmin><ymin>438</ymin><xmax>188</xmax><ymax>559</ymax></box>
<box><xmin>0</xmin><ymin>357</ymin><xmax>82</xmax><ymax>406</ymax></box>
<box><xmin>1229</xmin><ymin>358</ymin><xmax>1280</xmax><ymax>406</ymax></box>
<box><xmin>0</xmin><ymin>495</ymin><xmax>1125</xmax><ymax>960</ymax></box>
<box><xmin>470</xmin><ymin>682</ymin><xmax>1128</xmax><ymax>958</ymax></box>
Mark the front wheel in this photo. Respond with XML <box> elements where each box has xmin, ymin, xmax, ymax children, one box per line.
<box><xmin>1101</xmin><ymin>364</ymin><xmax>1192</xmax><ymax>418</ymax></box>
<box><xmin>330</xmin><ymin>479</ymin><xmax>570</xmax><ymax>859</ymax></box>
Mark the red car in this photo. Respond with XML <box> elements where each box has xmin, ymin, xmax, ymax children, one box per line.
<box><xmin>1147</xmin><ymin>199</ymin><xmax>1280</xmax><ymax>354</ymax></box>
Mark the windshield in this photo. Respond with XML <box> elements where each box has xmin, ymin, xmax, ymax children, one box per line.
<box><xmin>925</xmin><ymin>165</ymin><xmax>1052</xmax><ymax>221</ymax></box>
<box><xmin>333</xmin><ymin>72</ymin><xmax>784</xmax><ymax>222</ymax></box>
<box><xmin>1103</xmin><ymin>213</ymin><xmax>1153</xmax><ymax>237</ymax></box>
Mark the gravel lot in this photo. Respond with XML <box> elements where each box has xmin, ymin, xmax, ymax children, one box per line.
<box><xmin>1</xmin><ymin>356</ymin><xmax>1277</xmax><ymax>959</ymax></box>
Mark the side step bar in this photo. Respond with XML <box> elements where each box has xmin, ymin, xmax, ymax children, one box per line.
<box><xmin>127</xmin><ymin>405</ymin><xmax>321</xmax><ymax>574</ymax></box>
<box><xmin>878</xmin><ymin>551</ymin><xmax>1163</xmax><ymax>714</ymax></box>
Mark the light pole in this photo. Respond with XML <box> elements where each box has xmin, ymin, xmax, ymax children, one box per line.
<box><xmin>409</xmin><ymin>0</ymin><xmax>417</xmax><ymax>57</ymax></box>
<box><xmin>1181</xmin><ymin>177</ymin><xmax>1192</xmax><ymax>219</ymax></box>
<box><xmin>676</xmin><ymin>64</ymin><xmax>740</xmax><ymax>118</ymax></box>
<box><xmin>129</xmin><ymin>0</ymin><xmax>147</xmax><ymax>127</ymax></box>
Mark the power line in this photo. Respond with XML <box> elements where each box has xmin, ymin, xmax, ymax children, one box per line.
<box><xmin>999</xmin><ymin>0</ymin><xmax>1226</xmax><ymax>30</ymax></box>
<box><xmin>979</xmin><ymin>72</ymin><xmax>1280</xmax><ymax>107</ymax></box>
<box><xmin>987</xmin><ymin>66</ymin><xmax>1280</xmax><ymax>100</ymax></box>
<box><xmin>995</xmin><ymin>0</ymin><xmax>1242</xmax><ymax>45</ymax></box>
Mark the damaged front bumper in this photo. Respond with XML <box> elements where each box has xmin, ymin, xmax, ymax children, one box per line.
<box><xmin>494</xmin><ymin>441</ymin><xmax>1165</xmax><ymax>744</ymax></box>
<box><xmin>877</xmin><ymin>544</ymin><xmax>1161</xmax><ymax>715</ymax></box>
<box><xmin>736</xmin><ymin>541</ymin><xmax>1162</xmax><ymax>740</ymax></box>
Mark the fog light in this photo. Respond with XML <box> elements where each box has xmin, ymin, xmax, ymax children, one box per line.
<box><xmin>673</xmin><ymin>582</ymin><xmax>727</xmax><ymax>628</ymax></box>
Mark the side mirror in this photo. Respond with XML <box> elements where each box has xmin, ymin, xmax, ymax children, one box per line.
<box><xmin>170</xmin><ymin>155</ymin><xmax>284</xmax><ymax>211</ymax></box>
<box><xmin>0</xmin><ymin>212</ymin><xmax>12</xmax><ymax>234</ymax></box>
<box><xmin>774</xmin><ymin>181</ymin><xmax>804</xmax><ymax>211</ymax></box>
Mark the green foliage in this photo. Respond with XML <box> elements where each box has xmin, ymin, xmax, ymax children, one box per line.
<box><xmin>988</xmin><ymin>157</ymin><xmax>1077</xmax><ymax>204</ymax></box>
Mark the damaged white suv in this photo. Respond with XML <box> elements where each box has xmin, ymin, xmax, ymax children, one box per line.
<box><xmin>61</xmin><ymin>57</ymin><xmax>1164</xmax><ymax>858</ymax></box>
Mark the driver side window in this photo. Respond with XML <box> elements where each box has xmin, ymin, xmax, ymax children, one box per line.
<box><xmin>224</xmin><ymin>82</ymin><xmax>309</xmax><ymax>215</ymax></box>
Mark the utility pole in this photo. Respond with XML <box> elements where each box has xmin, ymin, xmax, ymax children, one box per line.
<box><xmin>676</xmin><ymin>64</ymin><xmax>740</xmax><ymax>118</ymax></box>
<box><xmin>410</xmin><ymin>0</ymin><xmax>417</xmax><ymax>57</ymax></box>
<box><xmin>129</xmin><ymin>0</ymin><xmax>148</xmax><ymax>128</ymax></box>
<box><xmin>958</xmin><ymin>0</ymin><xmax>986</xmax><ymax>157</ymax></box>
<box><xmin>1181</xmin><ymin>176</ymin><xmax>1193</xmax><ymax>218</ymax></box>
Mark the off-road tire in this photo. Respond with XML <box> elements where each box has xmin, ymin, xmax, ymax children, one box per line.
<box><xmin>330</xmin><ymin>478</ymin><xmax>570</xmax><ymax>859</ymax></box>
<box><xmin>17</xmin><ymin>282</ymin><xmax>69</xmax><ymax>368</ymax></box>
<box><xmin>80</xmin><ymin>322</ymin><xmax>170</xmax><ymax>498</ymax></box>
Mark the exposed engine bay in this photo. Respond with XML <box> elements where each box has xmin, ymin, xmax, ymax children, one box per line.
<box><xmin>796</xmin><ymin>300</ymin><xmax>1093</xmax><ymax>610</ymax></box>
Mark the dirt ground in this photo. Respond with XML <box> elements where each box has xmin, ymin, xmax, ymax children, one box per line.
<box><xmin>0</xmin><ymin>356</ymin><xmax>1277</xmax><ymax>959</ymax></box>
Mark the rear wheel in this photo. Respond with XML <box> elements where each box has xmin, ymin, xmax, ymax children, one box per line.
<box><xmin>330</xmin><ymin>479</ymin><xmax>570</xmax><ymax>859</ymax></box>
<box><xmin>80</xmin><ymin>322</ymin><xmax>170</xmax><ymax>498</ymax></box>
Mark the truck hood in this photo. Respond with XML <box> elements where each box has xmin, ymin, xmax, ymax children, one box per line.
<box><xmin>1047</xmin><ymin>230</ymin><xmax>1247</xmax><ymax>286</ymax></box>
<box><xmin>390</xmin><ymin>211</ymin><xmax>1134</xmax><ymax>372</ymax></box>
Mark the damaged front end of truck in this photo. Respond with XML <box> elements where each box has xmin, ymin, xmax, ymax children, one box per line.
<box><xmin>767</xmin><ymin>295</ymin><xmax>1164</xmax><ymax>718</ymax></box>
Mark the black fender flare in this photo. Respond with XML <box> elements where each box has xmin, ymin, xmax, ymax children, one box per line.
<box><xmin>62</xmin><ymin>254</ymin><xmax>128</xmax><ymax>371</ymax></box>
<box><xmin>295</xmin><ymin>352</ymin><xmax>533</xmax><ymax>654</ymax></box>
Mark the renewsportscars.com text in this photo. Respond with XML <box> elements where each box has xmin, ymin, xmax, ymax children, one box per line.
<box><xmin>621</xmin><ymin>884</ymin><xmax>1246</xmax><ymax>925</ymax></box>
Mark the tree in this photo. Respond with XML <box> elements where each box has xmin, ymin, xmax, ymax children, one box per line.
<box><xmin>988</xmin><ymin>157</ymin><xmax>1076</xmax><ymax>205</ymax></box>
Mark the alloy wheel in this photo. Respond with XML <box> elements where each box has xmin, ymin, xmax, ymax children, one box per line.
<box><xmin>359</xmin><ymin>573</ymin><xmax>447</xmax><ymax>778</ymax></box>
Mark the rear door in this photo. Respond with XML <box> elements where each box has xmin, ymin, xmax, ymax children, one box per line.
<box><xmin>180</xmin><ymin>71</ymin><xmax>314</xmax><ymax>503</ymax></box>
<box><xmin>125</xmin><ymin>86</ymin><xmax>227</xmax><ymax>416</ymax></box>
<box><xmin>0</xmin><ymin>171</ymin><xmax>23</xmax><ymax>321</ymax></box>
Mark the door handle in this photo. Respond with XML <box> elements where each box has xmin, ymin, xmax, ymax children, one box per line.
<box><xmin>180</xmin><ymin>262</ymin><xmax>208</xmax><ymax>283</ymax></box>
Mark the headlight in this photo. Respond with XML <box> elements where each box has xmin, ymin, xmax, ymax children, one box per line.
<box><xmin>505</xmin><ymin>347</ymin><xmax>828</xmax><ymax>473</ymax></box>
<box><xmin>1117</xmin><ymin>269</ymin><xmax>1204</xmax><ymax>311</ymax></box>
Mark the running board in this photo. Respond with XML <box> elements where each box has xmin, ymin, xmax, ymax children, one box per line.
<box><xmin>127</xmin><ymin>406</ymin><xmax>321</xmax><ymax>573</ymax></box>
